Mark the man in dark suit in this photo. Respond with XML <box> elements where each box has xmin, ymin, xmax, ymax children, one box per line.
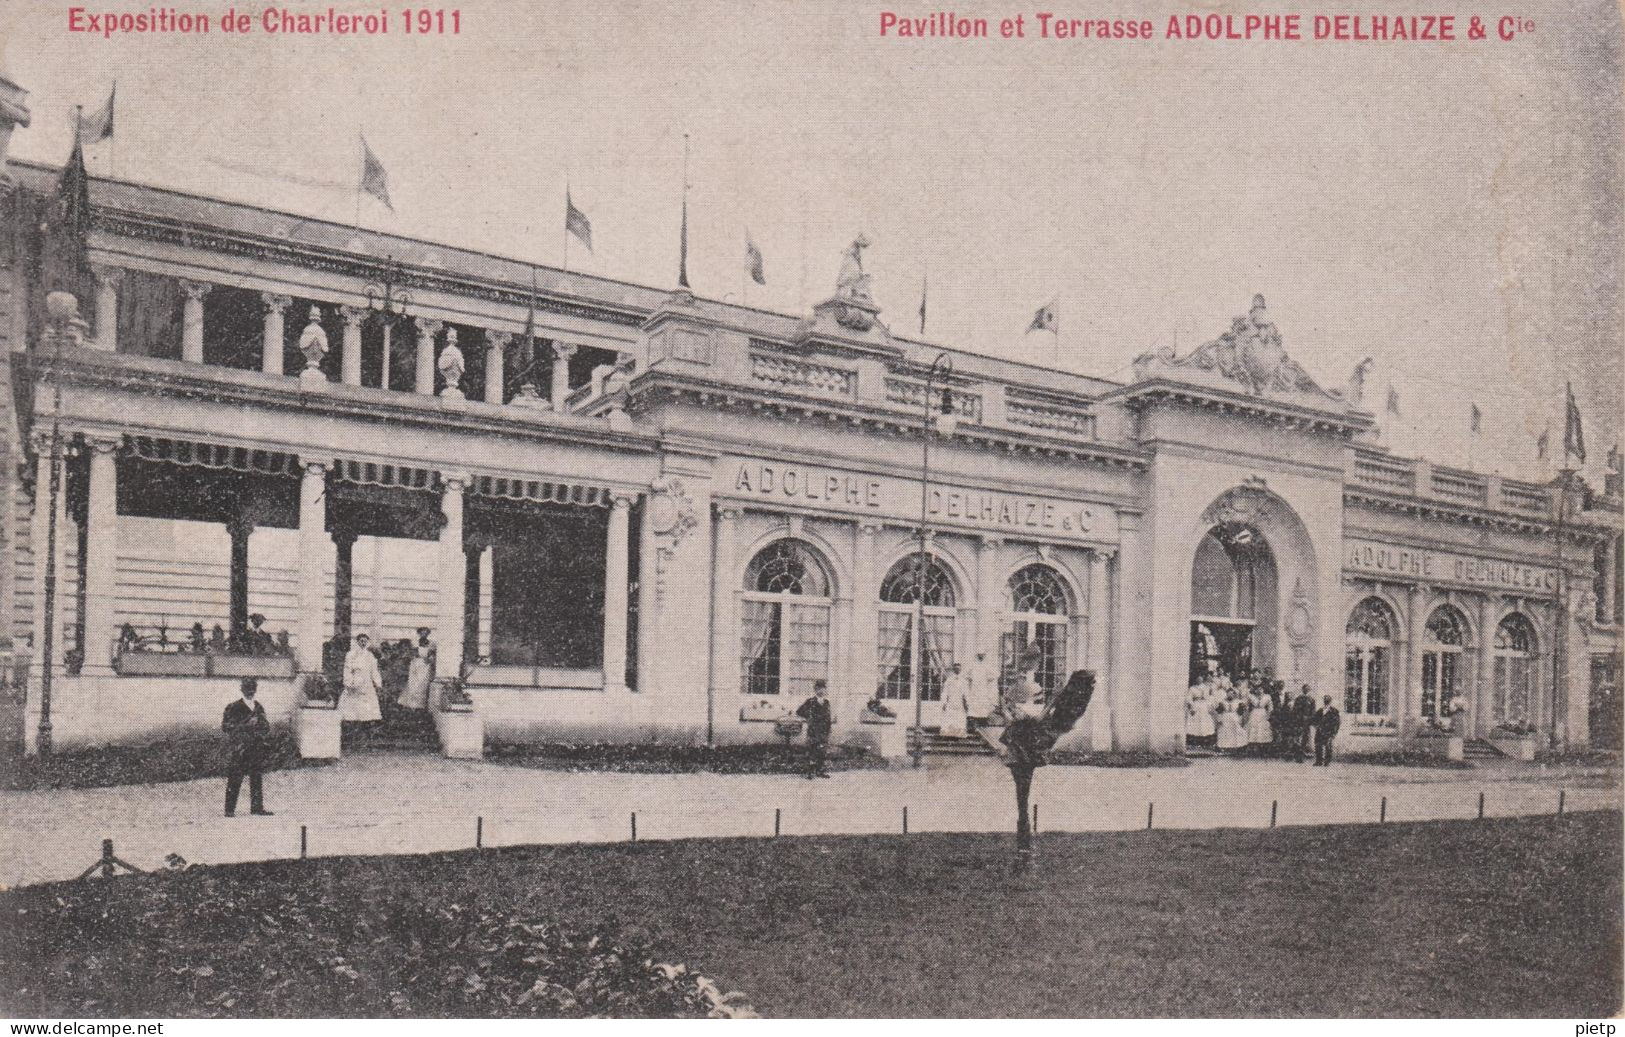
<box><xmin>1291</xmin><ymin>684</ymin><xmax>1317</xmax><ymax>763</ymax></box>
<box><xmin>796</xmin><ymin>679</ymin><xmax>834</xmax><ymax>779</ymax></box>
<box><xmin>222</xmin><ymin>678</ymin><xmax>275</xmax><ymax>816</ymax></box>
<box><xmin>1314</xmin><ymin>694</ymin><xmax>1342</xmax><ymax>766</ymax></box>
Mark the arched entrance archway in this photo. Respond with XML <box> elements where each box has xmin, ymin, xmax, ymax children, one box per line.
<box><xmin>1189</xmin><ymin>522</ymin><xmax>1278</xmax><ymax>683</ymax></box>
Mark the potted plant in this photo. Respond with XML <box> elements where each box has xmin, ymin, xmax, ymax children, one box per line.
<box><xmin>1412</xmin><ymin>706</ymin><xmax>1466</xmax><ymax>760</ymax></box>
<box><xmin>433</xmin><ymin>676</ymin><xmax>484</xmax><ymax>759</ymax></box>
<box><xmin>1488</xmin><ymin>720</ymin><xmax>1539</xmax><ymax>761</ymax></box>
<box><xmin>296</xmin><ymin>672</ymin><xmax>341</xmax><ymax>759</ymax></box>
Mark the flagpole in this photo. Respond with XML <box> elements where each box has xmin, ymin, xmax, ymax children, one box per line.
<box><xmin>562</xmin><ymin>181</ymin><xmax>570</xmax><ymax>273</ymax></box>
<box><xmin>354</xmin><ymin>131</ymin><xmax>363</xmax><ymax>230</ymax></box>
<box><xmin>679</xmin><ymin>132</ymin><xmax>691</xmax><ymax>290</ymax></box>
<box><xmin>109</xmin><ymin>82</ymin><xmax>116</xmax><ymax>179</ymax></box>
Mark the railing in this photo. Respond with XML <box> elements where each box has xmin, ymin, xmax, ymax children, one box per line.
<box><xmin>1501</xmin><ymin>481</ymin><xmax>1550</xmax><ymax>513</ymax></box>
<box><xmin>884</xmin><ymin>377</ymin><xmax>983</xmax><ymax>423</ymax></box>
<box><xmin>1430</xmin><ymin>469</ymin><xmax>1487</xmax><ymax>506</ymax></box>
<box><xmin>1006</xmin><ymin>398</ymin><xmax>1094</xmax><ymax>437</ymax></box>
<box><xmin>109</xmin><ymin>623</ymin><xmax>296</xmax><ymax>678</ymax></box>
<box><xmin>1351</xmin><ymin>453</ymin><xmax>1416</xmax><ymax>494</ymax></box>
<box><xmin>749</xmin><ymin>353</ymin><xmax>855</xmax><ymax>400</ymax></box>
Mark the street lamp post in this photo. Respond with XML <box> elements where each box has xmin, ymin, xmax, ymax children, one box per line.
<box><xmin>912</xmin><ymin>352</ymin><xmax>958</xmax><ymax>768</ymax></box>
<box><xmin>363</xmin><ymin>255</ymin><xmax>413</xmax><ymax>389</ymax></box>
<box><xmin>35</xmin><ymin>291</ymin><xmax>90</xmax><ymax>758</ymax></box>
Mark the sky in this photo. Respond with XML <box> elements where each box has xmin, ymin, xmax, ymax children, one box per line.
<box><xmin>2</xmin><ymin>0</ymin><xmax>1620</xmax><ymax>484</ymax></box>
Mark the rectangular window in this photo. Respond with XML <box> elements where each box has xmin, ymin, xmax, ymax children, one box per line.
<box><xmin>1368</xmin><ymin>646</ymin><xmax>1388</xmax><ymax>716</ymax></box>
<box><xmin>1345</xmin><ymin>647</ymin><xmax>1364</xmax><ymax>714</ymax></box>
<box><xmin>741</xmin><ymin>599</ymin><xmax>782</xmax><ymax>695</ymax></box>
<box><xmin>784</xmin><ymin>604</ymin><xmax>830</xmax><ymax>701</ymax></box>
<box><xmin>1421</xmin><ymin>652</ymin><xmax>1438</xmax><ymax>717</ymax></box>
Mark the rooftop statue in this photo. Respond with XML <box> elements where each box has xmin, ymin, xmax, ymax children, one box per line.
<box><xmin>835</xmin><ymin>233</ymin><xmax>875</xmax><ymax>306</ymax></box>
<box><xmin>1132</xmin><ymin>294</ymin><xmax>1339</xmax><ymax>402</ymax></box>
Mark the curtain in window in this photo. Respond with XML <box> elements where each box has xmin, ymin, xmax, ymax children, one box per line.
<box><xmin>740</xmin><ymin>600</ymin><xmax>780</xmax><ymax>695</ymax></box>
<box><xmin>877</xmin><ymin>609</ymin><xmax>912</xmax><ymax>699</ymax></box>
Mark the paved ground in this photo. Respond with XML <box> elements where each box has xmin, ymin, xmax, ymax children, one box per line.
<box><xmin>1</xmin><ymin>751</ymin><xmax>1619</xmax><ymax>888</ymax></box>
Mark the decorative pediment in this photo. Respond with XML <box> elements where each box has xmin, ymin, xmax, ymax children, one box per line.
<box><xmin>1132</xmin><ymin>295</ymin><xmax>1346</xmax><ymax>407</ymax></box>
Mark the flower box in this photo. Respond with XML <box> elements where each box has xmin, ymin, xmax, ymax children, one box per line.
<box><xmin>114</xmin><ymin>651</ymin><xmax>208</xmax><ymax>677</ymax></box>
<box><xmin>212</xmin><ymin>654</ymin><xmax>296</xmax><ymax>679</ymax></box>
<box><xmin>296</xmin><ymin>701</ymin><xmax>341</xmax><ymax>759</ymax></box>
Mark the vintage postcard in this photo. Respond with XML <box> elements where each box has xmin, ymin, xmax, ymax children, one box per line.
<box><xmin>0</xmin><ymin>0</ymin><xmax>1619</xmax><ymax>1023</ymax></box>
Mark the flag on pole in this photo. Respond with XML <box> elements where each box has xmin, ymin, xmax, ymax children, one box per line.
<box><xmin>918</xmin><ymin>272</ymin><xmax>927</xmax><ymax>335</ymax></box>
<box><xmin>79</xmin><ymin>84</ymin><xmax>115</xmax><ymax>143</ymax></box>
<box><xmin>359</xmin><ymin>135</ymin><xmax>392</xmax><ymax>210</ymax></box>
<box><xmin>678</xmin><ymin>192</ymin><xmax>690</xmax><ymax>289</ymax></box>
<box><xmin>1386</xmin><ymin>387</ymin><xmax>1400</xmax><ymax>416</ymax></box>
<box><xmin>1027</xmin><ymin>298</ymin><xmax>1058</xmax><ymax>334</ymax></box>
<box><xmin>1564</xmin><ymin>381</ymin><xmax>1586</xmax><ymax>464</ymax></box>
<box><xmin>1536</xmin><ymin>427</ymin><xmax>1550</xmax><ymax>460</ymax></box>
<box><xmin>1470</xmin><ymin>403</ymin><xmax>1481</xmax><ymax>434</ymax></box>
<box><xmin>745</xmin><ymin>232</ymin><xmax>765</xmax><ymax>286</ymax></box>
<box><xmin>42</xmin><ymin>118</ymin><xmax>92</xmax><ymax>298</ymax></box>
<box><xmin>566</xmin><ymin>190</ymin><xmax>593</xmax><ymax>252</ymax></box>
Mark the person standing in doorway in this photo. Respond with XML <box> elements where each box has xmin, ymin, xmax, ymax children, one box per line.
<box><xmin>939</xmin><ymin>662</ymin><xmax>971</xmax><ymax>738</ymax></box>
<box><xmin>222</xmin><ymin>678</ymin><xmax>274</xmax><ymax>817</ymax></box>
<box><xmin>970</xmin><ymin>651</ymin><xmax>1001</xmax><ymax>721</ymax></box>
<box><xmin>341</xmin><ymin>633</ymin><xmax>384</xmax><ymax>725</ymax></box>
<box><xmin>1314</xmin><ymin>694</ymin><xmax>1342</xmax><ymax>766</ymax></box>
<box><xmin>796</xmin><ymin>679</ymin><xmax>834</xmax><ymax>779</ymax></box>
<box><xmin>398</xmin><ymin>627</ymin><xmax>436</xmax><ymax>711</ymax></box>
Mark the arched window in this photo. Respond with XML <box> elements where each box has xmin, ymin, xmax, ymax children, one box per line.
<box><xmin>1005</xmin><ymin>564</ymin><xmax>1071</xmax><ymax>697</ymax></box>
<box><xmin>740</xmin><ymin>540</ymin><xmax>833</xmax><ymax>697</ymax></box>
<box><xmin>876</xmin><ymin>554</ymin><xmax>958</xmax><ymax>702</ymax></box>
<box><xmin>1344</xmin><ymin>597</ymin><xmax>1394</xmax><ymax>717</ymax></box>
<box><xmin>1492</xmin><ymin>613</ymin><xmax>1538</xmax><ymax>727</ymax></box>
<box><xmin>1421</xmin><ymin>605</ymin><xmax>1469</xmax><ymax>720</ymax></box>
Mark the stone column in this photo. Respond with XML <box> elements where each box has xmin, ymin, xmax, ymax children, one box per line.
<box><xmin>1404</xmin><ymin>584</ymin><xmax>1428</xmax><ymax>737</ymax></box>
<box><xmin>603</xmin><ymin>494</ymin><xmax>633</xmax><ymax>691</ymax></box>
<box><xmin>340</xmin><ymin>305</ymin><xmax>365</xmax><ymax>386</ymax></box>
<box><xmin>636</xmin><ymin>496</ymin><xmax>657</xmax><ymax>693</ymax></box>
<box><xmin>30</xmin><ymin>433</ymin><xmax>69</xmax><ymax>679</ymax></box>
<box><xmin>975</xmin><ymin>535</ymin><xmax>1004</xmax><ymax>671</ymax></box>
<box><xmin>848</xmin><ymin>522</ymin><xmax>882</xmax><ymax>710</ymax></box>
<box><xmin>550</xmin><ymin>342</ymin><xmax>577</xmax><ymax>411</ymax></box>
<box><xmin>477</xmin><ymin>546</ymin><xmax>494</xmax><ymax>663</ymax></box>
<box><xmin>438</xmin><ymin>474</ymin><xmax>469</xmax><ymax>674</ymax></box>
<box><xmin>92</xmin><ymin>267</ymin><xmax>122</xmax><ymax>352</ymax></box>
<box><xmin>333</xmin><ymin>529</ymin><xmax>358</xmax><ymax>643</ymax></box>
<box><xmin>1088</xmin><ymin>547</ymin><xmax>1115</xmax><ymax>751</ymax></box>
<box><xmin>463</xmin><ymin>544</ymin><xmax>482</xmax><ymax>668</ymax></box>
<box><xmin>485</xmin><ymin>332</ymin><xmax>509</xmax><ymax>404</ymax></box>
<box><xmin>1604</xmin><ymin>536</ymin><xmax>1618</xmax><ymax>626</ymax></box>
<box><xmin>179</xmin><ymin>279</ymin><xmax>212</xmax><ymax>364</ymax></box>
<box><xmin>710</xmin><ymin>507</ymin><xmax>741</xmax><ymax>708</ymax></box>
<box><xmin>227</xmin><ymin>517</ymin><xmax>253</xmax><ymax>647</ymax></box>
<box><xmin>1477</xmin><ymin>594</ymin><xmax>1499</xmax><ymax>736</ymax></box>
<box><xmin>80</xmin><ymin>437</ymin><xmax>120</xmax><ymax>674</ymax></box>
<box><xmin>261</xmin><ymin>293</ymin><xmax>291</xmax><ymax>376</ymax></box>
<box><xmin>416</xmin><ymin>319</ymin><xmax>442</xmax><ymax>395</ymax></box>
<box><xmin>295</xmin><ymin>461</ymin><xmax>329</xmax><ymax>672</ymax></box>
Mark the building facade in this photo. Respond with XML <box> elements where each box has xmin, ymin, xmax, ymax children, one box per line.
<box><xmin>1</xmin><ymin>87</ymin><xmax>1620</xmax><ymax>760</ymax></box>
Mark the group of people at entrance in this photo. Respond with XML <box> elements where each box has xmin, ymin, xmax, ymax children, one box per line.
<box><xmin>336</xmin><ymin>628</ymin><xmax>438</xmax><ymax>724</ymax></box>
<box><xmin>929</xmin><ymin>652</ymin><xmax>1006</xmax><ymax>738</ymax></box>
<box><xmin>1187</xmin><ymin>671</ymin><xmax>1341</xmax><ymax>764</ymax></box>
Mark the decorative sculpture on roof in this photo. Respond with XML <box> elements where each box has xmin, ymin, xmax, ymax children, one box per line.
<box><xmin>438</xmin><ymin>327</ymin><xmax>465</xmax><ymax>398</ymax></box>
<box><xmin>1132</xmin><ymin>294</ymin><xmax>1341</xmax><ymax>402</ymax></box>
<box><xmin>1342</xmin><ymin>357</ymin><xmax>1374</xmax><ymax>407</ymax></box>
<box><xmin>836</xmin><ymin>234</ymin><xmax>874</xmax><ymax>305</ymax></box>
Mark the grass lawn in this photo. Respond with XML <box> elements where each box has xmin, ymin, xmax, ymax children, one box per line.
<box><xmin>1</xmin><ymin>812</ymin><xmax>1618</xmax><ymax>1018</ymax></box>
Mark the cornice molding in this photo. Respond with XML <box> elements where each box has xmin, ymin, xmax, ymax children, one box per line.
<box><xmin>1111</xmin><ymin>378</ymin><xmax>1372</xmax><ymax>438</ymax></box>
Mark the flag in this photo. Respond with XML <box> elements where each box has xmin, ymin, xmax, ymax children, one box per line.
<box><xmin>1564</xmin><ymin>381</ymin><xmax>1586</xmax><ymax>464</ymax></box>
<box><xmin>918</xmin><ymin>273</ymin><xmax>927</xmax><ymax>335</ymax></box>
<box><xmin>1470</xmin><ymin>403</ymin><xmax>1481</xmax><ymax>434</ymax></box>
<box><xmin>745</xmin><ymin>232</ymin><xmax>765</xmax><ymax>286</ymax></box>
<box><xmin>1386</xmin><ymin>387</ymin><xmax>1400</xmax><ymax>416</ymax></box>
<box><xmin>359</xmin><ymin>135</ymin><xmax>392</xmax><ymax>210</ymax></box>
<box><xmin>678</xmin><ymin>192</ymin><xmax>690</xmax><ymax>289</ymax></box>
<box><xmin>565</xmin><ymin>190</ymin><xmax>592</xmax><ymax>251</ymax></box>
<box><xmin>1536</xmin><ymin>428</ymin><xmax>1549</xmax><ymax>460</ymax></box>
<box><xmin>41</xmin><ymin>121</ymin><xmax>92</xmax><ymax>299</ymax></box>
<box><xmin>79</xmin><ymin>84</ymin><xmax>115</xmax><ymax>143</ymax></box>
<box><xmin>1027</xmin><ymin>299</ymin><xmax>1058</xmax><ymax>334</ymax></box>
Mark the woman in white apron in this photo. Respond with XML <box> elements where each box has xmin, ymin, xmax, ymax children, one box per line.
<box><xmin>398</xmin><ymin>627</ymin><xmax>436</xmax><ymax>711</ymax></box>
<box><xmin>340</xmin><ymin>634</ymin><xmax>384</xmax><ymax>723</ymax></box>
<box><xmin>938</xmin><ymin>662</ymin><xmax>971</xmax><ymax>738</ymax></box>
<box><xmin>1246</xmin><ymin>690</ymin><xmax>1273</xmax><ymax>745</ymax></box>
<box><xmin>1215</xmin><ymin>700</ymin><xmax>1247</xmax><ymax>750</ymax></box>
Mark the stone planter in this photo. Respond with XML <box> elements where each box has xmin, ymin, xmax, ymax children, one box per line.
<box><xmin>855</xmin><ymin>714</ymin><xmax>908</xmax><ymax>758</ymax></box>
<box><xmin>435</xmin><ymin>705</ymin><xmax>485</xmax><ymax>759</ymax></box>
<box><xmin>212</xmin><ymin>654</ymin><xmax>296</xmax><ymax>679</ymax></box>
<box><xmin>1489</xmin><ymin>735</ymin><xmax>1538</xmax><ymax>761</ymax></box>
<box><xmin>114</xmin><ymin>652</ymin><xmax>208</xmax><ymax>677</ymax></box>
<box><xmin>297</xmin><ymin>702</ymin><xmax>341</xmax><ymax>759</ymax></box>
